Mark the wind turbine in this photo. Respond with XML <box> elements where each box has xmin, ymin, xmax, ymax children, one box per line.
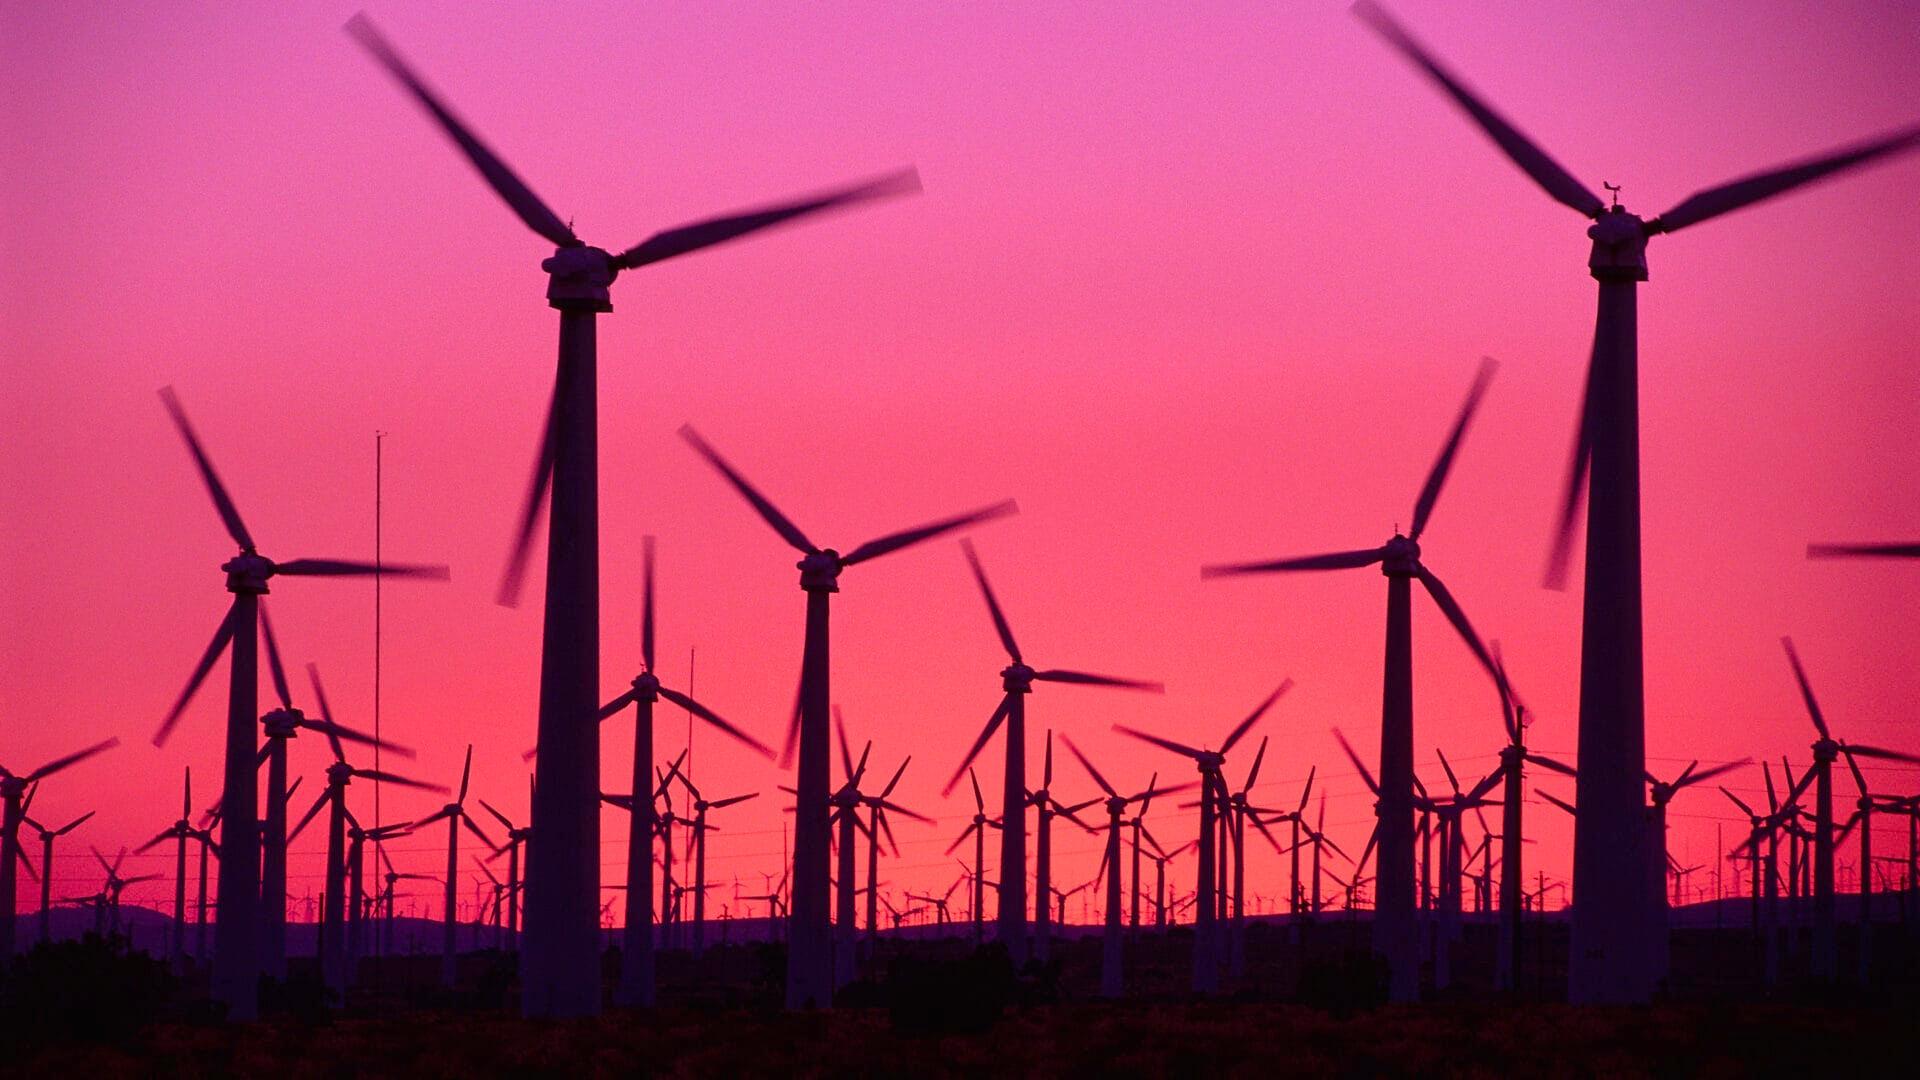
<box><xmin>1025</xmin><ymin>731</ymin><xmax>1100</xmax><ymax>963</ymax></box>
<box><xmin>1201</xmin><ymin>357</ymin><xmax>1501</xmax><ymax>1002</ymax></box>
<box><xmin>1809</xmin><ymin>541</ymin><xmax>1920</xmax><ymax>563</ymax></box>
<box><xmin>1642</xmin><ymin>757</ymin><xmax>1748</xmax><ymax>986</ymax></box>
<box><xmin>906</xmin><ymin>875</ymin><xmax>964</xmax><ymax>930</ymax></box>
<box><xmin>412</xmin><ymin>745</ymin><xmax>497</xmax><ymax>987</ymax></box>
<box><xmin>151</xmin><ymin>387</ymin><xmax>444</xmax><ymax>1017</ymax></box>
<box><xmin>1424</xmin><ymin>750</ymin><xmax>1498</xmax><ymax>990</ymax></box>
<box><xmin>596</xmin><ymin>536</ymin><xmax>772</xmax><ymax>1004</ymax></box>
<box><xmin>1114</xmin><ymin>679</ymin><xmax>1291</xmax><ymax>992</ymax></box>
<box><xmin>678</xmin><ymin>426</ymin><xmax>1013</xmax><ymax>1006</ymax></box>
<box><xmin>290</xmin><ymin>664</ymin><xmax>441</xmax><ymax>995</ymax></box>
<box><xmin>92</xmin><ymin>847</ymin><xmax>160</xmax><ymax>937</ymax></box>
<box><xmin>25</xmin><ymin>806</ymin><xmax>95</xmax><ymax>947</ymax></box>
<box><xmin>133</xmin><ymin>769</ymin><xmax>199</xmax><ymax>972</ymax></box>
<box><xmin>943</xmin><ymin>769</ymin><xmax>1001</xmax><ymax>947</ymax></box>
<box><xmin>1</xmin><ymin>736</ymin><xmax>116</xmax><ymax>962</ymax></box>
<box><xmin>850</xmin><ymin>740</ymin><xmax>928</xmax><ymax>963</ymax></box>
<box><xmin>1483</xmin><ymin>645</ymin><xmax>1576</xmax><ymax>991</ymax></box>
<box><xmin>479</xmin><ymin>793</ymin><xmax>531</xmax><ymax>952</ymax></box>
<box><xmin>347</xmin><ymin>10</ymin><xmax>921</xmax><ymax>1016</ymax></box>
<box><xmin>670</xmin><ymin>767</ymin><xmax>762</xmax><ymax>960</ymax></box>
<box><xmin>1780</xmin><ymin>637</ymin><xmax>1920</xmax><ymax>982</ymax></box>
<box><xmin>345</xmin><ymin>816</ymin><xmax>411</xmax><ymax>977</ymax></box>
<box><xmin>1064</xmin><ymin>734</ymin><xmax>1193</xmax><ymax>998</ymax></box>
<box><xmin>1353</xmin><ymin>0</ymin><xmax>1920</xmax><ymax>1003</ymax></box>
<box><xmin>944</xmin><ymin>539</ymin><xmax>1163</xmax><ymax>961</ymax></box>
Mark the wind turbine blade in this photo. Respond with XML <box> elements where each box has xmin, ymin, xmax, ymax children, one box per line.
<box><xmin>660</xmin><ymin>687</ymin><xmax>775</xmax><ymax>759</ymax></box>
<box><xmin>1221</xmin><ymin>678</ymin><xmax>1292</xmax><ymax>753</ymax></box>
<box><xmin>955</xmin><ymin>540</ymin><xmax>1031</xmax><ymax>669</ymax></box>
<box><xmin>288</xmin><ymin>789</ymin><xmax>332</xmax><ymax>844</ymax></box>
<box><xmin>596</xmin><ymin>690</ymin><xmax>638</xmax><ymax>722</ymax></box>
<box><xmin>1032</xmin><ymin>669</ymin><xmax>1163</xmax><ymax>692</ymax></box>
<box><xmin>1807</xmin><ymin>541</ymin><xmax>1920</xmax><ymax>559</ymax></box>
<box><xmin>157</xmin><ymin>386</ymin><xmax>255</xmax><ymax>551</ymax></box>
<box><xmin>1465</xmin><ymin>765</ymin><xmax>1505</xmax><ymax>804</ymax></box>
<box><xmin>879</xmin><ymin>757</ymin><xmax>910</xmax><ymax>800</ymax></box>
<box><xmin>277</xmin><ymin>558</ymin><xmax>448</xmax><ymax>579</ymax></box>
<box><xmin>460</xmin><ymin>812</ymin><xmax>497</xmax><ymax>851</ymax></box>
<box><xmin>710</xmin><ymin>792</ymin><xmax>760</xmax><ymax>809</ymax></box>
<box><xmin>1059</xmin><ymin>733</ymin><xmax>1117</xmax><ymax>798</ymax></box>
<box><xmin>1250</xmin><ymin>811</ymin><xmax>1286</xmax><ymax>853</ymax></box>
<box><xmin>1840</xmin><ymin>745</ymin><xmax>1868</xmax><ymax>796</ymax></box>
<box><xmin>1409</xmin><ymin>356</ymin><xmax>1497</xmax><ymax>541</ymax></box>
<box><xmin>356</xmin><ymin>770</ymin><xmax>449</xmax><ymax>793</ymax></box>
<box><xmin>306</xmin><ymin>663</ymin><xmax>348</xmax><ymax>762</ymax></box>
<box><xmin>257</xmin><ymin>602</ymin><xmax>293</xmax><ymax>710</ymax></box>
<box><xmin>303</xmin><ymin>717</ymin><xmax>416</xmax><ymax>759</ymax></box>
<box><xmin>874</xmin><ymin>798</ymin><xmax>932</xmax><ymax>825</ymax></box>
<box><xmin>56</xmin><ymin>810</ymin><xmax>96</xmax><ymax>837</ymax></box>
<box><xmin>1673</xmin><ymin>758</ymin><xmax>1749</xmax><ymax>790</ymax></box>
<box><xmin>1331</xmin><ymin>728</ymin><xmax>1381</xmax><ymax>796</ymax></box>
<box><xmin>496</xmin><ymin>376</ymin><xmax>559</xmax><ymax>608</ymax></box>
<box><xmin>1201</xmin><ymin>547</ymin><xmax>1387</xmax><ymax>576</ymax></box>
<box><xmin>344</xmin><ymin>13</ymin><xmax>576</xmax><ymax>246</ymax></box>
<box><xmin>613</xmin><ymin>168</ymin><xmax>920</xmax><ymax>270</ymax></box>
<box><xmin>834</xmin><ymin>705</ymin><xmax>855</xmax><ymax>780</ymax></box>
<box><xmin>1297</xmin><ymin>765</ymin><xmax>1317</xmax><ymax>813</ymax></box>
<box><xmin>154</xmin><ymin>605</ymin><xmax>238</xmax><ymax>746</ymax></box>
<box><xmin>1527</xmin><ymin>753</ymin><xmax>1577</xmax><ymax>779</ymax></box>
<box><xmin>25</xmin><ymin>738</ymin><xmax>120</xmax><ymax>783</ymax></box>
<box><xmin>943</xmin><ymin>823</ymin><xmax>979</xmax><ymax>857</ymax></box>
<box><xmin>969</xmin><ymin>768</ymin><xmax>985</xmax><ymax>814</ymax></box>
<box><xmin>677</xmin><ymin>426</ymin><xmax>817</xmax><ymax>554</ymax></box>
<box><xmin>1779</xmin><ymin>637</ymin><xmax>1831</xmax><ymax>740</ymax></box>
<box><xmin>458</xmin><ymin>744</ymin><xmax>473</xmax><ymax>803</ymax></box>
<box><xmin>941</xmin><ymin>696</ymin><xmax>1011</xmax><ymax>797</ymax></box>
<box><xmin>135</xmin><ymin>830</ymin><xmax>175</xmax><ymax>855</ymax></box>
<box><xmin>1351</xmin><ymin>2</ymin><xmax>1605</xmax><ymax>218</ymax></box>
<box><xmin>1844</xmin><ymin>744</ymin><xmax>1920</xmax><ymax>766</ymax></box>
<box><xmin>1244</xmin><ymin>736</ymin><xmax>1269</xmax><ymax>791</ymax></box>
<box><xmin>1538</xmin><ymin>791</ymin><xmax>1576</xmax><ymax>816</ymax></box>
<box><xmin>478</xmin><ymin>799</ymin><xmax>515</xmax><ymax>832</ymax></box>
<box><xmin>1111</xmin><ymin>724</ymin><xmax>1204</xmax><ymax>761</ymax></box>
<box><xmin>1544</xmin><ymin>329</ymin><xmax>1602</xmax><ymax>589</ymax></box>
<box><xmin>1414</xmin><ymin>567</ymin><xmax>1500</xmax><ymax>688</ymax></box>
<box><xmin>1649</xmin><ymin>123</ymin><xmax>1920</xmax><ymax>234</ymax></box>
<box><xmin>840</xmin><ymin>501</ymin><xmax>1019</xmax><ymax>567</ymax></box>
<box><xmin>640</xmin><ymin>534</ymin><xmax>657</xmax><ymax>673</ymax></box>
<box><xmin>1436</xmin><ymin>748</ymin><xmax>1462</xmax><ymax>795</ymax></box>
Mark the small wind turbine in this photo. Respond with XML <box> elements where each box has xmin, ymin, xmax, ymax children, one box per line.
<box><xmin>1026</xmin><ymin>731</ymin><xmax>1100</xmax><ymax>963</ymax></box>
<box><xmin>597</xmin><ymin>536</ymin><xmax>771</xmax><ymax>1005</ymax></box>
<box><xmin>1483</xmin><ymin>645</ymin><xmax>1575</xmax><ymax>990</ymax></box>
<box><xmin>1643</xmin><ymin>756</ymin><xmax>1748</xmax><ymax>985</ymax></box>
<box><xmin>479</xmin><ymin>793</ymin><xmax>531</xmax><ymax>952</ymax></box>
<box><xmin>1354</xmin><ymin>0</ymin><xmax>1920</xmax><ymax>1003</ymax></box>
<box><xmin>669</xmin><ymin>767</ymin><xmax>761</xmax><ymax>960</ymax></box>
<box><xmin>290</xmin><ymin>664</ymin><xmax>441</xmax><ymax>994</ymax></box>
<box><xmin>133</xmin><ymin>769</ymin><xmax>198</xmax><ymax>972</ymax></box>
<box><xmin>1780</xmin><ymin>637</ymin><xmax>1920</xmax><ymax>982</ymax></box>
<box><xmin>1</xmin><ymin>736</ymin><xmax>117</xmax><ymax>961</ymax></box>
<box><xmin>412</xmin><ymin>745</ymin><xmax>496</xmax><ymax>987</ymax></box>
<box><xmin>680</xmin><ymin>425</ymin><xmax>1013</xmax><ymax>1006</ymax></box>
<box><xmin>1114</xmin><ymin>680</ymin><xmax>1291</xmax><ymax>992</ymax></box>
<box><xmin>945</xmin><ymin>538</ymin><xmax>1163</xmax><ymax>962</ymax></box>
<box><xmin>347</xmin><ymin>10</ymin><xmax>921</xmax><ymax>1017</ymax></box>
<box><xmin>25</xmin><ymin>807</ymin><xmax>95</xmax><ymax>947</ymax></box>
<box><xmin>1202</xmin><ymin>358</ymin><xmax>1501</xmax><ymax>1001</ymax></box>
<box><xmin>943</xmin><ymin>769</ymin><xmax>1001</xmax><ymax>948</ymax></box>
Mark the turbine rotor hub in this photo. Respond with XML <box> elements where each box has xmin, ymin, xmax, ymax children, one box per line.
<box><xmin>1813</xmin><ymin>739</ymin><xmax>1838</xmax><ymax>762</ymax></box>
<box><xmin>631</xmin><ymin>671</ymin><xmax>661</xmax><ymax>701</ymax></box>
<box><xmin>798</xmin><ymin>550</ymin><xmax>842</xmax><ymax>593</ymax></box>
<box><xmin>1107</xmin><ymin>796</ymin><xmax>1128</xmax><ymax>815</ymax></box>
<box><xmin>327</xmin><ymin>762</ymin><xmax>355</xmax><ymax>785</ymax></box>
<box><xmin>223</xmin><ymin>551</ymin><xmax>275</xmax><ymax>594</ymax></box>
<box><xmin>261</xmin><ymin>708</ymin><xmax>303</xmax><ymax>738</ymax></box>
<box><xmin>1381</xmin><ymin>534</ymin><xmax>1421</xmax><ymax>577</ymax></box>
<box><xmin>0</xmin><ymin>777</ymin><xmax>25</xmax><ymax>799</ymax></box>
<box><xmin>1587</xmin><ymin>206</ymin><xmax>1650</xmax><ymax>282</ymax></box>
<box><xmin>1001</xmin><ymin>663</ymin><xmax>1035</xmax><ymax>692</ymax></box>
<box><xmin>542</xmin><ymin>245</ymin><xmax>616</xmax><ymax>311</ymax></box>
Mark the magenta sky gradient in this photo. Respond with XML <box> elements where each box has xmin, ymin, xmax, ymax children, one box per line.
<box><xmin>5</xmin><ymin>1</ymin><xmax>1919</xmax><ymax>921</ymax></box>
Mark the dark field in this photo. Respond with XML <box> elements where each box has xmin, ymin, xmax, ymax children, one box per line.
<box><xmin>7</xmin><ymin>916</ymin><xmax>1918</xmax><ymax>1077</ymax></box>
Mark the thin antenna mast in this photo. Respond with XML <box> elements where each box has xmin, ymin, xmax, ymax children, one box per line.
<box><xmin>374</xmin><ymin>431</ymin><xmax>386</xmax><ymax>841</ymax></box>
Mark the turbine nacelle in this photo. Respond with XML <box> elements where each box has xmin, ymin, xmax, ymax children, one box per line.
<box><xmin>541</xmin><ymin>245</ymin><xmax>616</xmax><ymax>311</ymax></box>
<box><xmin>0</xmin><ymin>777</ymin><xmax>25</xmax><ymax>799</ymax></box>
<box><xmin>261</xmin><ymin>708</ymin><xmax>304</xmax><ymax>739</ymax></box>
<box><xmin>797</xmin><ymin>550</ymin><xmax>843</xmax><ymax>592</ymax></box>
<box><xmin>1811</xmin><ymin>738</ymin><xmax>1839</xmax><ymax>763</ymax></box>
<box><xmin>1587</xmin><ymin>205</ymin><xmax>1650</xmax><ymax>282</ymax></box>
<box><xmin>1106</xmin><ymin>796</ymin><xmax>1129</xmax><ymax>816</ymax></box>
<box><xmin>326</xmin><ymin>761</ymin><xmax>355</xmax><ymax>786</ymax></box>
<box><xmin>1001</xmin><ymin>662</ymin><xmax>1036</xmax><ymax>693</ymax></box>
<box><xmin>629</xmin><ymin>671</ymin><xmax>662</xmax><ymax>702</ymax></box>
<box><xmin>223</xmin><ymin>551</ymin><xmax>275</xmax><ymax>594</ymax></box>
<box><xmin>1380</xmin><ymin>533</ymin><xmax>1421</xmax><ymax>576</ymax></box>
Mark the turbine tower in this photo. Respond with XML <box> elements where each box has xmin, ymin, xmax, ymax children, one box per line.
<box><xmin>347</xmin><ymin>14</ymin><xmax>919</xmax><ymax>1017</ymax></box>
<box><xmin>1353</xmin><ymin>0</ymin><xmax>1920</xmax><ymax>1002</ymax></box>
<box><xmin>678</xmin><ymin>426</ymin><xmax>1014</xmax><ymax>1006</ymax></box>
<box><xmin>944</xmin><ymin>538</ymin><xmax>1162</xmax><ymax>962</ymax></box>
<box><xmin>1201</xmin><ymin>358</ymin><xmax>1502</xmax><ymax>1001</ymax></box>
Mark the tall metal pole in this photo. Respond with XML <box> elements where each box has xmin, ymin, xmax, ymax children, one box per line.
<box><xmin>1100</xmin><ymin>807</ymin><xmax>1124</xmax><ymax>997</ymax></box>
<box><xmin>373</xmin><ymin>432</ymin><xmax>384</xmax><ymax>877</ymax></box>
<box><xmin>997</xmin><ymin>690</ymin><xmax>1028</xmax><ymax>962</ymax></box>
<box><xmin>786</xmin><ymin>587</ymin><xmax>834</xmax><ymax>1007</ymax></box>
<box><xmin>616</xmin><ymin>692</ymin><xmax>656</xmax><ymax>1007</ymax></box>
<box><xmin>212</xmin><ymin>588</ymin><xmax>262</xmax><ymax>1019</ymax></box>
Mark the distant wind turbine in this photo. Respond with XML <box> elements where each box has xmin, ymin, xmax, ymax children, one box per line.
<box><xmin>1</xmin><ymin>736</ymin><xmax>116</xmax><ymax>962</ymax></box>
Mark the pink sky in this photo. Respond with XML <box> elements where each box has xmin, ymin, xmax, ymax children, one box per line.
<box><xmin>4</xmin><ymin>1</ymin><xmax>1918</xmax><ymax>923</ymax></box>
